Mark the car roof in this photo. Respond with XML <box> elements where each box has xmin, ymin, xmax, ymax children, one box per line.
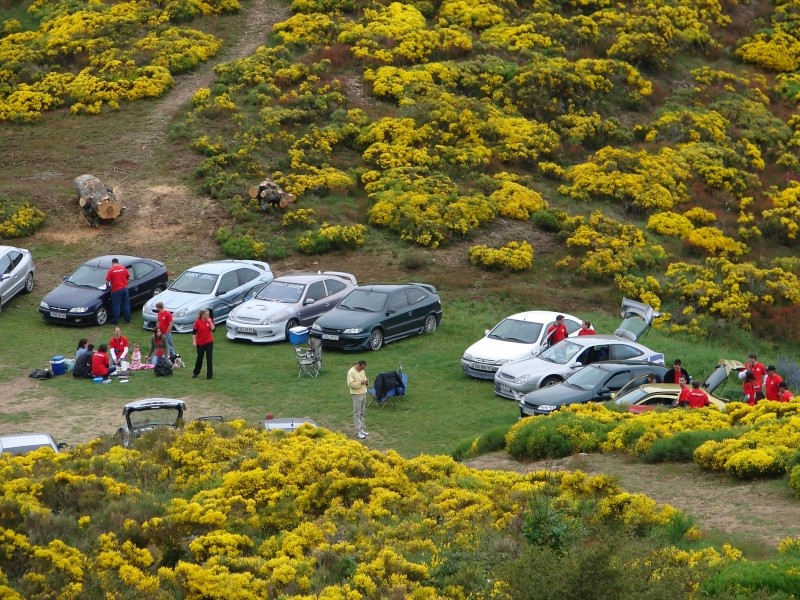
<box><xmin>82</xmin><ymin>255</ymin><xmax>153</xmax><ymax>268</ymax></box>
<box><xmin>274</xmin><ymin>272</ymin><xmax>355</xmax><ymax>285</ymax></box>
<box><xmin>0</xmin><ymin>433</ymin><xmax>57</xmax><ymax>454</ymax></box>
<box><xmin>502</xmin><ymin>310</ymin><xmax>579</xmax><ymax>322</ymax></box>
<box><xmin>352</xmin><ymin>283</ymin><xmax>437</xmax><ymax>293</ymax></box>
<box><xmin>583</xmin><ymin>361</ymin><xmax>667</xmax><ymax>371</ymax></box>
<box><xmin>0</xmin><ymin>245</ymin><xmax>26</xmax><ymax>254</ymax></box>
<box><xmin>122</xmin><ymin>398</ymin><xmax>187</xmax><ymax>413</ymax></box>
<box><xmin>558</xmin><ymin>334</ymin><xmax>645</xmax><ymax>346</ymax></box>
<box><xmin>182</xmin><ymin>260</ymin><xmax>271</xmax><ymax>275</ymax></box>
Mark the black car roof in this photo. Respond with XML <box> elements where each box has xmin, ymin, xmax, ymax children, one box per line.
<box><xmin>354</xmin><ymin>283</ymin><xmax>438</xmax><ymax>294</ymax></box>
<box><xmin>83</xmin><ymin>255</ymin><xmax>162</xmax><ymax>268</ymax></box>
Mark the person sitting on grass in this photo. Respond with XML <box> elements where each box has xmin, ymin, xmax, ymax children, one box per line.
<box><xmin>91</xmin><ymin>343</ymin><xmax>116</xmax><ymax>379</ymax></box>
<box><xmin>73</xmin><ymin>344</ymin><xmax>94</xmax><ymax>379</ymax></box>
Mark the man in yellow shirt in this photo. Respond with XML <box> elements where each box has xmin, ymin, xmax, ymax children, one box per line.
<box><xmin>347</xmin><ymin>360</ymin><xmax>369</xmax><ymax>439</ymax></box>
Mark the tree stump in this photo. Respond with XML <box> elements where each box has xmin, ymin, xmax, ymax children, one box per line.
<box><xmin>74</xmin><ymin>174</ymin><xmax>124</xmax><ymax>227</ymax></box>
<box><xmin>248</xmin><ymin>179</ymin><xmax>296</xmax><ymax>211</ymax></box>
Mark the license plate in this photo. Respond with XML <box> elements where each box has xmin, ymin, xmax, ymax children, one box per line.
<box><xmin>521</xmin><ymin>405</ymin><xmax>537</xmax><ymax>416</ymax></box>
<box><xmin>238</xmin><ymin>327</ymin><xmax>255</xmax><ymax>334</ymax></box>
<box><xmin>322</xmin><ymin>334</ymin><xmax>339</xmax><ymax>340</ymax></box>
<box><xmin>50</xmin><ymin>312</ymin><xmax>67</xmax><ymax>319</ymax></box>
<box><xmin>472</xmin><ymin>362</ymin><xmax>494</xmax><ymax>371</ymax></box>
<box><xmin>499</xmin><ymin>384</ymin><xmax>511</xmax><ymax>392</ymax></box>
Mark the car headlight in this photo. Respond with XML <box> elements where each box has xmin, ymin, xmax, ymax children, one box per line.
<box><xmin>69</xmin><ymin>307</ymin><xmax>88</xmax><ymax>313</ymax></box>
<box><xmin>311</xmin><ymin>323</ymin><xmax>322</xmax><ymax>332</ymax></box>
<box><xmin>537</xmin><ymin>405</ymin><xmax>558</xmax><ymax>412</ymax></box>
<box><xmin>40</xmin><ymin>301</ymin><xmax>49</xmax><ymax>309</ymax></box>
<box><xmin>463</xmin><ymin>353</ymin><xmax>473</xmax><ymax>362</ymax></box>
<box><xmin>343</xmin><ymin>328</ymin><xmax>362</xmax><ymax>334</ymax></box>
<box><xmin>497</xmin><ymin>359</ymin><xmax>509</xmax><ymax>365</ymax></box>
<box><xmin>175</xmin><ymin>308</ymin><xmax>189</xmax><ymax>318</ymax></box>
<box><xmin>513</xmin><ymin>373</ymin><xmax>531</xmax><ymax>384</ymax></box>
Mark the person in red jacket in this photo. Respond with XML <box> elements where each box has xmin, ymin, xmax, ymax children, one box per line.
<box><xmin>192</xmin><ymin>309</ymin><xmax>215</xmax><ymax>379</ymax></box>
<box><xmin>91</xmin><ymin>343</ymin><xmax>116</xmax><ymax>379</ymax></box>
<box><xmin>739</xmin><ymin>353</ymin><xmax>767</xmax><ymax>400</ymax></box>
<box><xmin>578</xmin><ymin>320</ymin><xmax>595</xmax><ymax>336</ymax></box>
<box><xmin>105</xmin><ymin>258</ymin><xmax>131</xmax><ymax>325</ymax></box>
<box><xmin>677</xmin><ymin>380</ymin><xmax>711</xmax><ymax>408</ymax></box>
<box><xmin>545</xmin><ymin>315</ymin><xmax>569</xmax><ymax>346</ymax></box>
<box><xmin>673</xmin><ymin>376</ymin><xmax>691</xmax><ymax>407</ymax></box>
<box><xmin>742</xmin><ymin>371</ymin><xmax>759</xmax><ymax>405</ymax></box>
<box><xmin>108</xmin><ymin>326</ymin><xmax>129</xmax><ymax>368</ymax></box>
<box><xmin>765</xmin><ymin>365</ymin><xmax>784</xmax><ymax>401</ymax></box>
<box><xmin>778</xmin><ymin>382</ymin><xmax>794</xmax><ymax>402</ymax></box>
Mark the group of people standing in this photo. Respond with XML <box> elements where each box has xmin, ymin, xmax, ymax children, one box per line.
<box><xmin>545</xmin><ymin>315</ymin><xmax>595</xmax><ymax>346</ymax></box>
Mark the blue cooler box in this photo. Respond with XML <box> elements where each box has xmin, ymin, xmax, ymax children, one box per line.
<box><xmin>288</xmin><ymin>326</ymin><xmax>309</xmax><ymax>345</ymax></box>
<box><xmin>50</xmin><ymin>355</ymin><xmax>66</xmax><ymax>376</ymax></box>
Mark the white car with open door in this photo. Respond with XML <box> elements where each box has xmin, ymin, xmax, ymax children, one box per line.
<box><xmin>494</xmin><ymin>298</ymin><xmax>663</xmax><ymax>400</ymax></box>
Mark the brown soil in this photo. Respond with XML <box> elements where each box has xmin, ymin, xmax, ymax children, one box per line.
<box><xmin>465</xmin><ymin>452</ymin><xmax>800</xmax><ymax>548</ymax></box>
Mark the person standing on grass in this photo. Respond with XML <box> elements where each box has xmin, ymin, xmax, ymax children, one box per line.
<box><xmin>192</xmin><ymin>309</ymin><xmax>215</xmax><ymax>379</ymax></box>
<box><xmin>348</xmin><ymin>360</ymin><xmax>369</xmax><ymax>439</ymax></box>
<box><xmin>155</xmin><ymin>301</ymin><xmax>176</xmax><ymax>359</ymax></box>
<box><xmin>739</xmin><ymin>353</ymin><xmax>767</xmax><ymax>399</ymax></box>
<box><xmin>105</xmin><ymin>258</ymin><xmax>131</xmax><ymax>325</ymax></box>
<box><xmin>663</xmin><ymin>359</ymin><xmax>690</xmax><ymax>384</ymax></box>
<box><xmin>765</xmin><ymin>365</ymin><xmax>784</xmax><ymax>401</ymax></box>
<box><xmin>545</xmin><ymin>315</ymin><xmax>569</xmax><ymax>346</ymax></box>
<box><xmin>742</xmin><ymin>371</ymin><xmax>760</xmax><ymax>405</ymax></box>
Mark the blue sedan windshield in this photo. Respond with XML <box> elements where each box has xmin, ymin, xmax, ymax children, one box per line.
<box><xmin>67</xmin><ymin>265</ymin><xmax>107</xmax><ymax>288</ymax></box>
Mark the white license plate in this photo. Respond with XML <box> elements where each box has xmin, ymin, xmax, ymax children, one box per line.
<box><xmin>521</xmin><ymin>405</ymin><xmax>537</xmax><ymax>416</ymax></box>
<box><xmin>472</xmin><ymin>362</ymin><xmax>494</xmax><ymax>371</ymax></box>
<box><xmin>50</xmin><ymin>312</ymin><xmax>67</xmax><ymax>319</ymax></box>
<box><xmin>499</xmin><ymin>384</ymin><xmax>511</xmax><ymax>392</ymax></box>
<box><xmin>238</xmin><ymin>327</ymin><xmax>255</xmax><ymax>334</ymax></box>
<box><xmin>322</xmin><ymin>334</ymin><xmax>339</xmax><ymax>340</ymax></box>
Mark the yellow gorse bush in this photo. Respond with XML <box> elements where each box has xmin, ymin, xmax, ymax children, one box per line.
<box><xmin>469</xmin><ymin>241</ymin><xmax>533</xmax><ymax>272</ymax></box>
<box><xmin>0</xmin><ymin>201</ymin><xmax>46</xmax><ymax>238</ymax></box>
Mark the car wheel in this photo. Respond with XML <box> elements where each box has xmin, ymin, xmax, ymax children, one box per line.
<box><xmin>423</xmin><ymin>314</ymin><xmax>437</xmax><ymax>334</ymax></box>
<box><xmin>23</xmin><ymin>272</ymin><xmax>34</xmax><ymax>293</ymax></box>
<box><xmin>95</xmin><ymin>305</ymin><xmax>109</xmax><ymax>326</ymax></box>
<box><xmin>285</xmin><ymin>319</ymin><xmax>299</xmax><ymax>340</ymax></box>
<box><xmin>541</xmin><ymin>376</ymin><xmax>562</xmax><ymax>388</ymax></box>
<box><xmin>152</xmin><ymin>284</ymin><xmax>165</xmax><ymax>295</ymax></box>
<box><xmin>368</xmin><ymin>328</ymin><xmax>384</xmax><ymax>351</ymax></box>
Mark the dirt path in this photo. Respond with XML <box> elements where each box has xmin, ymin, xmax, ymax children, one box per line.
<box><xmin>465</xmin><ymin>452</ymin><xmax>800</xmax><ymax>548</ymax></box>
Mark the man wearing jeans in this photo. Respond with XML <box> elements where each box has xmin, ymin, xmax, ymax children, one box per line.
<box><xmin>156</xmin><ymin>301</ymin><xmax>175</xmax><ymax>358</ymax></box>
<box><xmin>105</xmin><ymin>258</ymin><xmax>130</xmax><ymax>325</ymax></box>
<box><xmin>347</xmin><ymin>360</ymin><xmax>369</xmax><ymax>439</ymax></box>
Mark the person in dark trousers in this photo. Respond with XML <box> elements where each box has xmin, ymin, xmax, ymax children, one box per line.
<box><xmin>663</xmin><ymin>359</ymin><xmax>690</xmax><ymax>384</ymax></box>
<box><xmin>105</xmin><ymin>258</ymin><xmax>131</xmax><ymax>325</ymax></box>
<box><xmin>192</xmin><ymin>308</ymin><xmax>215</xmax><ymax>379</ymax></box>
<box><xmin>73</xmin><ymin>343</ymin><xmax>95</xmax><ymax>378</ymax></box>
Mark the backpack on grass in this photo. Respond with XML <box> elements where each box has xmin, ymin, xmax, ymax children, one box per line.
<box><xmin>154</xmin><ymin>356</ymin><xmax>173</xmax><ymax>377</ymax></box>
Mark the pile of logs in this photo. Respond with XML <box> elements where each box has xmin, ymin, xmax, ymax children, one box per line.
<box><xmin>248</xmin><ymin>179</ymin><xmax>296</xmax><ymax>210</ymax></box>
<box><xmin>74</xmin><ymin>174</ymin><xmax>124</xmax><ymax>227</ymax></box>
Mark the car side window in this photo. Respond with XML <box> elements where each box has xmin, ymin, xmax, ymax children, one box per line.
<box><xmin>217</xmin><ymin>271</ymin><xmax>239</xmax><ymax>294</ymax></box>
<box><xmin>325</xmin><ymin>279</ymin><xmax>346</xmax><ymax>295</ymax></box>
<box><xmin>406</xmin><ymin>288</ymin><xmax>427</xmax><ymax>305</ymax></box>
<box><xmin>388</xmin><ymin>291</ymin><xmax>409</xmax><ymax>311</ymax></box>
<box><xmin>581</xmin><ymin>345</ymin><xmax>609</xmax><ymax>364</ymax></box>
<box><xmin>644</xmin><ymin>395</ymin><xmax>674</xmax><ymax>407</ymax></box>
<box><xmin>564</xmin><ymin>319</ymin><xmax>581</xmax><ymax>335</ymax></box>
<box><xmin>306</xmin><ymin>281</ymin><xmax>326</xmax><ymax>301</ymax></box>
<box><xmin>237</xmin><ymin>268</ymin><xmax>259</xmax><ymax>286</ymax></box>
<box><xmin>605</xmin><ymin>372</ymin><xmax>631</xmax><ymax>390</ymax></box>
<box><xmin>0</xmin><ymin>254</ymin><xmax>11</xmax><ymax>276</ymax></box>
<box><xmin>8</xmin><ymin>251</ymin><xmax>22</xmax><ymax>269</ymax></box>
<box><xmin>130</xmin><ymin>262</ymin><xmax>154</xmax><ymax>280</ymax></box>
<box><xmin>610</xmin><ymin>344</ymin><xmax>644</xmax><ymax>361</ymax></box>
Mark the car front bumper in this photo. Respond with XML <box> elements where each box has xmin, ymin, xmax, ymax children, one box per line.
<box><xmin>494</xmin><ymin>379</ymin><xmax>533</xmax><ymax>400</ymax></box>
<box><xmin>317</xmin><ymin>332</ymin><xmax>371</xmax><ymax>351</ymax></box>
<box><xmin>39</xmin><ymin>308</ymin><xmax>99</xmax><ymax>326</ymax></box>
<box><xmin>461</xmin><ymin>359</ymin><xmax>500</xmax><ymax>380</ymax></box>
<box><xmin>226</xmin><ymin>320</ymin><xmax>286</xmax><ymax>343</ymax></box>
<box><xmin>519</xmin><ymin>402</ymin><xmax>556</xmax><ymax>417</ymax></box>
<box><xmin>142</xmin><ymin>313</ymin><xmax>196</xmax><ymax>333</ymax></box>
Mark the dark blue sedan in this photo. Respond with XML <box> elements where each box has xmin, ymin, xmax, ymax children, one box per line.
<box><xmin>39</xmin><ymin>255</ymin><xmax>168</xmax><ymax>326</ymax></box>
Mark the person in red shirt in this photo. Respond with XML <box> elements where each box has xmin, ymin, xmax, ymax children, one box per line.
<box><xmin>91</xmin><ymin>343</ymin><xmax>116</xmax><ymax>379</ymax></box>
<box><xmin>545</xmin><ymin>315</ymin><xmax>569</xmax><ymax>346</ymax></box>
<box><xmin>108</xmin><ymin>326</ymin><xmax>129</xmax><ymax>368</ymax></box>
<box><xmin>192</xmin><ymin>308</ymin><xmax>215</xmax><ymax>379</ymax></box>
<box><xmin>578</xmin><ymin>320</ymin><xmax>595</xmax><ymax>336</ymax></box>
<box><xmin>673</xmin><ymin>376</ymin><xmax>691</xmax><ymax>407</ymax></box>
<box><xmin>677</xmin><ymin>380</ymin><xmax>711</xmax><ymax>408</ymax></box>
<box><xmin>156</xmin><ymin>301</ymin><xmax>175</xmax><ymax>358</ymax></box>
<box><xmin>105</xmin><ymin>258</ymin><xmax>131</xmax><ymax>325</ymax></box>
<box><xmin>739</xmin><ymin>353</ymin><xmax>767</xmax><ymax>400</ymax></box>
<box><xmin>778</xmin><ymin>382</ymin><xmax>794</xmax><ymax>402</ymax></box>
<box><xmin>765</xmin><ymin>365</ymin><xmax>784</xmax><ymax>401</ymax></box>
<box><xmin>663</xmin><ymin>359</ymin><xmax>690</xmax><ymax>384</ymax></box>
<box><xmin>742</xmin><ymin>371</ymin><xmax>759</xmax><ymax>405</ymax></box>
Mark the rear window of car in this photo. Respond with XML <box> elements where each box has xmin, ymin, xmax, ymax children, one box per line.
<box><xmin>237</xmin><ymin>268</ymin><xmax>260</xmax><ymax>285</ymax></box>
<box><xmin>325</xmin><ymin>279</ymin><xmax>347</xmax><ymax>295</ymax></box>
<box><xmin>406</xmin><ymin>288</ymin><xmax>427</xmax><ymax>304</ymax></box>
<box><xmin>130</xmin><ymin>262</ymin><xmax>154</xmax><ymax>280</ymax></box>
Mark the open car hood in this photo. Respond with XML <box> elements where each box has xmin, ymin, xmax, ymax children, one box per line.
<box><xmin>613</xmin><ymin>297</ymin><xmax>660</xmax><ymax>342</ymax></box>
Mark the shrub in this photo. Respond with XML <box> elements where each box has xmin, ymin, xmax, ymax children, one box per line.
<box><xmin>468</xmin><ymin>241</ymin><xmax>533</xmax><ymax>272</ymax></box>
<box><xmin>505</xmin><ymin>412</ymin><xmax>610</xmax><ymax>460</ymax></box>
<box><xmin>297</xmin><ymin>223</ymin><xmax>366</xmax><ymax>254</ymax></box>
<box><xmin>0</xmin><ymin>200</ymin><xmax>45</xmax><ymax>238</ymax></box>
<box><xmin>531</xmin><ymin>209</ymin><xmax>561</xmax><ymax>232</ymax></box>
<box><xmin>642</xmin><ymin>429</ymin><xmax>739</xmax><ymax>463</ymax></box>
<box><xmin>451</xmin><ymin>425</ymin><xmax>511</xmax><ymax>461</ymax></box>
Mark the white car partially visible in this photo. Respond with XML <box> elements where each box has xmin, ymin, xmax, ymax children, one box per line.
<box><xmin>0</xmin><ymin>245</ymin><xmax>35</xmax><ymax>315</ymax></box>
<box><xmin>0</xmin><ymin>433</ymin><xmax>65</xmax><ymax>455</ymax></box>
<box><xmin>461</xmin><ymin>310</ymin><xmax>581</xmax><ymax>380</ymax></box>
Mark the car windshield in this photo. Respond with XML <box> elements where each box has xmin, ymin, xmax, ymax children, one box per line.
<box><xmin>565</xmin><ymin>365</ymin><xmax>608</xmax><ymax>390</ymax></box>
<box><xmin>66</xmin><ymin>264</ymin><xmax>107</xmax><ymax>288</ymax></box>
<box><xmin>489</xmin><ymin>318</ymin><xmax>544</xmax><ymax>344</ymax></box>
<box><xmin>617</xmin><ymin>314</ymin><xmax>649</xmax><ymax>340</ymax></box>
<box><xmin>338</xmin><ymin>289</ymin><xmax>387</xmax><ymax>312</ymax></box>
<box><xmin>170</xmin><ymin>271</ymin><xmax>218</xmax><ymax>294</ymax></box>
<box><xmin>128</xmin><ymin>407</ymin><xmax>182</xmax><ymax>429</ymax></box>
<box><xmin>539</xmin><ymin>340</ymin><xmax>583</xmax><ymax>365</ymax></box>
<box><xmin>256</xmin><ymin>280</ymin><xmax>305</xmax><ymax>303</ymax></box>
<box><xmin>613</xmin><ymin>387</ymin><xmax>650</xmax><ymax>405</ymax></box>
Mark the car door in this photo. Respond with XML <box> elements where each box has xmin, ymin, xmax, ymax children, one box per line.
<box><xmin>384</xmin><ymin>289</ymin><xmax>412</xmax><ymax>340</ymax></box>
<box><xmin>127</xmin><ymin>261</ymin><xmax>156</xmax><ymax>307</ymax></box>
<box><xmin>210</xmin><ymin>269</ymin><xmax>242</xmax><ymax>319</ymax></box>
<box><xmin>405</xmin><ymin>287</ymin><xmax>431</xmax><ymax>332</ymax></box>
<box><xmin>596</xmin><ymin>370</ymin><xmax>633</xmax><ymax>400</ymax></box>
<box><xmin>298</xmin><ymin>280</ymin><xmax>329</xmax><ymax>325</ymax></box>
<box><xmin>0</xmin><ymin>251</ymin><xmax>21</xmax><ymax>301</ymax></box>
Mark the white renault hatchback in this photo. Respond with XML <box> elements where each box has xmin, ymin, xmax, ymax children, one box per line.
<box><xmin>461</xmin><ymin>310</ymin><xmax>581</xmax><ymax>380</ymax></box>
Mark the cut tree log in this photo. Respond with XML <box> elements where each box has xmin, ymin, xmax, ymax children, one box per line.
<box><xmin>73</xmin><ymin>174</ymin><xmax>124</xmax><ymax>227</ymax></box>
<box><xmin>252</xmin><ymin>179</ymin><xmax>296</xmax><ymax>211</ymax></box>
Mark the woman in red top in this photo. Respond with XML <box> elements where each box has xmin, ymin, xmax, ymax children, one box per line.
<box><xmin>577</xmin><ymin>320</ymin><xmax>595</xmax><ymax>336</ymax></box>
<box><xmin>192</xmin><ymin>309</ymin><xmax>215</xmax><ymax>379</ymax></box>
<box><xmin>742</xmin><ymin>371</ymin><xmax>759</xmax><ymax>405</ymax></box>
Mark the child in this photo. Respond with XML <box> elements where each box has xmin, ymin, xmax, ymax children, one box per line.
<box><xmin>129</xmin><ymin>343</ymin><xmax>143</xmax><ymax>370</ymax></box>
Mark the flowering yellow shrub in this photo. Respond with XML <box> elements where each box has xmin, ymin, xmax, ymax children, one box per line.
<box><xmin>683</xmin><ymin>206</ymin><xmax>717</xmax><ymax>225</ymax></box>
<box><xmin>282</xmin><ymin>208</ymin><xmax>317</xmax><ymax>228</ymax></box>
<box><xmin>762</xmin><ymin>181</ymin><xmax>800</xmax><ymax>240</ymax></box>
<box><xmin>489</xmin><ymin>181</ymin><xmax>549</xmax><ymax>220</ymax></box>
<box><xmin>736</xmin><ymin>30</ymin><xmax>800</xmax><ymax>73</ymax></box>
<box><xmin>297</xmin><ymin>223</ymin><xmax>366</xmax><ymax>254</ymax></box>
<box><xmin>685</xmin><ymin>226</ymin><xmax>749</xmax><ymax>257</ymax></box>
<box><xmin>0</xmin><ymin>200</ymin><xmax>46</xmax><ymax>238</ymax></box>
<box><xmin>272</xmin><ymin>12</ymin><xmax>338</xmax><ymax>47</ymax></box>
<box><xmin>468</xmin><ymin>241</ymin><xmax>533</xmax><ymax>271</ymax></box>
<box><xmin>646</xmin><ymin>211</ymin><xmax>693</xmax><ymax>237</ymax></box>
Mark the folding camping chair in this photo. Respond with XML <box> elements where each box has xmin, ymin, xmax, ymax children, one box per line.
<box><xmin>295</xmin><ymin>343</ymin><xmax>321</xmax><ymax>378</ymax></box>
<box><xmin>368</xmin><ymin>366</ymin><xmax>408</xmax><ymax>407</ymax></box>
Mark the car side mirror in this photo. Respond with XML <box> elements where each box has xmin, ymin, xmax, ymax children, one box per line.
<box><xmin>386</xmin><ymin>309</ymin><xmax>396</xmax><ymax>315</ymax></box>
<box><xmin>598</xmin><ymin>387</ymin><xmax>610</xmax><ymax>396</ymax></box>
<box><xmin>62</xmin><ymin>275</ymin><xmax>67</xmax><ymax>281</ymax></box>
<box><xmin>0</xmin><ymin>273</ymin><xmax>9</xmax><ymax>281</ymax></box>
<box><xmin>304</xmin><ymin>298</ymin><xmax>315</xmax><ymax>305</ymax></box>
<box><xmin>573</xmin><ymin>361</ymin><xmax>583</xmax><ymax>367</ymax></box>
<box><xmin>57</xmin><ymin>442</ymin><xmax>68</xmax><ymax>450</ymax></box>
<box><xmin>484</xmin><ymin>329</ymin><xmax>490</xmax><ymax>336</ymax></box>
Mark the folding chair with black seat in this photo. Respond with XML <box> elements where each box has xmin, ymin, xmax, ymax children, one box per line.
<box><xmin>368</xmin><ymin>367</ymin><xmax>408</xmax><ymax>407</ymax></box>
<box><xmin>295</xmin><ymin>345</ymin><xmax>321</xmax><ymax>378</ymax></box>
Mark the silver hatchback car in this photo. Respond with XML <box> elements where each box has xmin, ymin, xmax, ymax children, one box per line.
<box><xmin>0</xmin><ymin>245</ymin><xmax>35</xmax><ymax>315</ymax></box>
